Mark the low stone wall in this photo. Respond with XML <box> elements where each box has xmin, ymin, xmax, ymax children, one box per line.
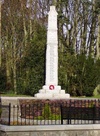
<box><xmin>1</xmin><ymin>97</ymin><xmax>97</xmax><ymax>105</ymax></box>
<box><xmin>1</xmin><ymin>97</ymin><xmax>100</xmax><ymax>136</ymax></box>
<box><xmin>0</xmin><ymin>124</ymin><xmax>100</xmax><ymax>136</ymax></box>
<box><xmin>1</xmin><ymin>97</ymin><xmax>34</xmax><ymax>105</ymax></box>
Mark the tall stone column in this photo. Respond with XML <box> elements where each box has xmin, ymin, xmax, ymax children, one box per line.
<box><xmin>46</xmin><ymin>6</ymin><xmax>58</xmax><ymax>86</ymax></box>
<box><xmin>35</xmin><ymin>6</ymin><xmax>70</xmax><ymax>99</ymax></box>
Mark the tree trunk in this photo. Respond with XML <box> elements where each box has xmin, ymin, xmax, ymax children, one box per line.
<box><xmin>5</xmin><ymin>40</ymin><xmax>12</xmax><ymax>90</ymax></box>
<box><xmin>0</xmin><ymin>1</ymin><xmax>2</xmax><ymax>67</ymax></box>
<box><xmin>97</xmin><ymin>15</ymin><xmax>100</xmax><ymax>59</ymax></box>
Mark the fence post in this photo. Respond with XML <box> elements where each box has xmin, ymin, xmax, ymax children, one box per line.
<box><xmin>68</xmin><ymin>100</ymin><xmax>71</xmax><ymax>124</ymax></box>
<box><xmin>93</xmin><ymin>105</ymin><xmax>96</xmax><ymax>124</ymax></box>
<box><xmin>60</xmin><ymin>105</ymin><xmax>63</xmax><ymax>124</ymax></box>
<box><xmin>8</xmin><ymin>103</ymin><xmax>11</xmax><ymax>125</ymax></box>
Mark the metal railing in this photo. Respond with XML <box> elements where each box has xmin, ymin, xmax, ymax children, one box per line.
<box><xmin>0</xmin><ymin>99</ymin><xmax>100</xmax><ymax>125</ymax></box>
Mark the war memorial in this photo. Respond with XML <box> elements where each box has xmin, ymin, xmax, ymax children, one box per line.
<box><xmin>0</xmin><ymin>5</ymin><xmax>100</xmax><ymax>136</ymax></box>
<box><xmin>35</xmin><ymin>6</ymin><xmax>70</xmax><ymax>99</ymax></box>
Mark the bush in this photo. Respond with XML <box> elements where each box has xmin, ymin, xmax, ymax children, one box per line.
<box><xmin>0</xmin><ymin>68</ymin><xmax>6</xmax><ymax>92</ymax></box>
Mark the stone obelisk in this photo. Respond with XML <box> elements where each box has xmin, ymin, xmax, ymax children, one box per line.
<box><xmin>35</xmin><ymin>6</ymin><xmax>70</xmax><ymax>98</ymax></box>
<box><xmin>46</xmin><ymin>6</ymin><xmax>58</xmax><ymax>87</ymax></box>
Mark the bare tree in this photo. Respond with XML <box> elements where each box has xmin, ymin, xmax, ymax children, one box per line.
<box><xmin>97</xmin><ymin>15</ymin><xmax>100</xmax><ymax>59</ymax></box>
<box><xmin>0</xmin><ymin>0</ymin><xmax>2</xmax><ymax>67</ymax></box>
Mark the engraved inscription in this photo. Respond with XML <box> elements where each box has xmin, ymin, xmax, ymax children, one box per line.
<box><xmin>50</xmin><ymin>45</ymin><xmax>55</xmax><ymax>82</ymax></box>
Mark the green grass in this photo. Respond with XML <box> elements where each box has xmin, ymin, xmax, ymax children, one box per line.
<box><xmin>70</xmin><ymin>95</ymin><xmax>100</xmax><ymax>99</ymax></box>
<box><xmin>90</xmin><ymin>95</ymin><xmax>100</xmax><ymax>98</ymax></box>
<box><xmin>0</xmin><ymin>93</ymin><xmax>32</xmax><ymax>97</ymax></box>
<box><xmin>79</xmin><ymin>95</ymin><xmax>100</xmax><ymax>98</ymax></box>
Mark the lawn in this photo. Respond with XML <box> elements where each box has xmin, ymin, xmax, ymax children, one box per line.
<box><xmin>0</xmin><ymin>93</ymin><xmax>32</xmax><ymax>97</ymax></box>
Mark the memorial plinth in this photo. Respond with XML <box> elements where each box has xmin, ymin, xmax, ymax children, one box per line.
<box><xmin>34</xmin><ymin>6</ymin><xmax>70</xmax><ymax>99</ymax></box>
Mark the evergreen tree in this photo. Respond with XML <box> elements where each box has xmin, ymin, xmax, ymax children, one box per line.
<box><xmin>17</xmin><ymin>23</ymin><xmax>46</xmax><ymax>95</ymax></box>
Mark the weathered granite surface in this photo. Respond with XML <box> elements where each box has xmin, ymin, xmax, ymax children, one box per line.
<box><xmin>0</xmin><ymin>131</ymin><xmax>98</xmax><ymax>136</ymax></box>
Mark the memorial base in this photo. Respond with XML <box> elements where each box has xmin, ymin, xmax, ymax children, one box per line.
<box><xmin>34</xmin><ymin>85</ymin><xmax>70</xmax><ymax>99</ymax></box>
